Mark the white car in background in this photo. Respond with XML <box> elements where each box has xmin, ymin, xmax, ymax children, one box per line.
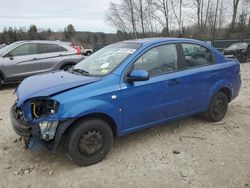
<box><xmin>78</xmin><ymin>46</ymin><xmax>93</xmax><ymax>56</ymax></box>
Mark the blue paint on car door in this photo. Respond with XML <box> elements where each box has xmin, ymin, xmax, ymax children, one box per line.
<box><xmin>120</xmin><ymin>72</ymin><xmax>190</xmax><ymax>131</ymax></box>
<box><xmin>120</xmin><ymin>43</ymin><xmax>190</xmax><ymax>131</ymax></box>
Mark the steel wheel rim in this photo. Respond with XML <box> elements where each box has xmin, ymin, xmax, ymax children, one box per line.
<box><xmin>78</xmin><ymin>129</ymin><xmax>104</xmax><ymax>156</ymax></box>
<box><xmin>212</xmin><ymin>98</ymin><xmax>225</xmax><ymax>117</ymax></box>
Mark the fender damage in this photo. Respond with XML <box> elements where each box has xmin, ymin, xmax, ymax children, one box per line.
<box><xmin>11</xmin><ymin>71</ymin><xmax>101</xmax><ymax>150</ymax></box>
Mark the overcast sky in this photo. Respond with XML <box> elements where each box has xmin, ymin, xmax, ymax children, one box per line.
<box><xmin>0</xmin><ymin>0</ymin><xmax>119</xmax><ymax>33</ymax></box>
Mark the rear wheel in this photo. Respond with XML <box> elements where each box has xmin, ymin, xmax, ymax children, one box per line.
<box><xmin>86</xmin><ymin>51</ymin><xmax>91</xmax><ymax>56</ymax></box>
<box><xmin>0</xmin><ymin>77</ymin><xmax>2</xmax><ymax>89</ymax></box>
<box><xmin>203</xmin><ymin>92</ymin><xmax>228</xmax><ymax>122</ymax></box>
<box><xmin>64</xmin><ymin>118</ymin><xmax>113</xmax><ymax>166</ymax></box>
<box><xmin>237</xmin><ymin>53</ymin><xmax>246</xmax><ymax>63</ymax></box>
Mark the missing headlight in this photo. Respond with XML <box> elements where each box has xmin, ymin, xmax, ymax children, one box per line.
<box><xmin>31</xmin><ymin>99</ymin><xmax>59</xmax><ymax>119</ymax></box>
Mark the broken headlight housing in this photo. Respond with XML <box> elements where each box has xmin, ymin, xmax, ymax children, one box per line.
<box><xmin>31</xmin><ymin>99</ymin><xmax>59</xmax><ymax>119</ymax></box>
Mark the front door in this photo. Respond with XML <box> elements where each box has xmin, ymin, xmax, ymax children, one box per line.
<box><xmin>3</xmin><ymin>43</ymin><xmax>40</xmax><ymax>79</ymax></box>
<box><xmin>120</xmin><ymin>43</ymin><xmax>187</xmax><ymax>131</ymax></box>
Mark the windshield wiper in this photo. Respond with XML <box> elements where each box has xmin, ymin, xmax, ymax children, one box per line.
<box><xmin>72</xmin><ymin>68</ymin><xmax>90</xmax><ymax>76</ymax></box>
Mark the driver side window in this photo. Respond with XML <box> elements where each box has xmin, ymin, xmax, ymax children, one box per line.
<box><xmin>133</xmin><ymin>44</ymin><xmax>178</xmax><ymax>77</ymax></box>
<box><xmin>10</xmin><ymin>44</ymin><xmax>37</xmax><ymax>57</ymax></box>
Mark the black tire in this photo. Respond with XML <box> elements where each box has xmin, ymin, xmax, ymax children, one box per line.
<box><xmin>237</xmin><ymin>53</ymin><xmax>246</xmax><ymax>63</ymax></box>
<box><xmin>0</xmin><ymin>77</ymin><xmax>2</xmax><ymax>89</ymax></box>
<box><xmin>86</xmin><ymin>51</ymin><xmax>91</xmax><ymax>56</ymax></box>
<box><xmin>203</xmin><ymin>92</ymin><xmax>228</xmax><ymax>122</ymax></box>
<box><xmin>64</xmin><ymin>118</ymin><xmax>113</xmax><ymax>166</ymax></box>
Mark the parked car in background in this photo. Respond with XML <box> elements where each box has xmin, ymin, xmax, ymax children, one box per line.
<box><xmin>11</xmin><ymin>38</ymin><xmax>241</xmax><ymax>166</ymax></box>
<box><xmin>223</xmin><ymin>42</ymin><xmax>250</xmax><ymax>63</ymax></box>
<box><xmin>0</xmin><ymin>44</ymin><xmax>6</xmax><ymax>50</ymax></box>
<box><xmin>0</xmin><ymin>40</ymin><xmax>85</xmax><ymax>88</ymax></box>
<box><xmin>78</xmin><ymin>46</ymin><xmax>93</xmax><ymax>56</ymax></box>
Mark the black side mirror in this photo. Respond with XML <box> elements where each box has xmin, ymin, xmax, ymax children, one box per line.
<box><xmin>126</xmin><ymin>70</ymin><xmax>149</xmax><ymax>82</ymax></box>
<box><xmin>9</xmin><ymin>54</ymin><xmax>13</xmax><ymax>60</ymax></box>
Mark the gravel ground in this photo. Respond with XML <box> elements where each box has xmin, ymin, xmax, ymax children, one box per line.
<box><xmin>0</xmin><ymin>63</ymin><xmax>250</xmax><ymax>188</ymax></box>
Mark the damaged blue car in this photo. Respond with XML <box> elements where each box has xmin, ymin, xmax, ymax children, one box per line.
<box><xmin>11</xmin><ymin>38</ymin><xmax>241</xmax><ymax>166</ymax></box>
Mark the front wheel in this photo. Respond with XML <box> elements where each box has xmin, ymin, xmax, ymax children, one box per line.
<box><xmin>203</xmin><ymin>92</ymin><xmax>228</xmax><ymax>122</ymax></box>
<box><xmin>65</xmin><ymin>118</ymin><xmax>113</xmax><ymax>166</ymax></box>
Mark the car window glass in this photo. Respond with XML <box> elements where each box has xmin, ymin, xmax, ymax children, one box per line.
<box><xmin>38</xmin><ymin>44</ymin><xmax>67</xmax><ymax>54</ymax></box>
<box><xmin>11</xmin><ymin>44</ymin><xmax>37</xmax><ymax>56</ymax></box>
<box><xmin>133</xmin><ymin>44</ymin><xmax>178</xmax><ymax>76</ymax></box>
<box><xmin>182</xmin><ymin>43</ymin><xmax>213</xmax><ymax>68</ymax></box>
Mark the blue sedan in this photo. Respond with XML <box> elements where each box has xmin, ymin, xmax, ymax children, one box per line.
<box><xmin>11</xmin><ymin>38</ymin><xmax>241</xmax><ymax>166</ymax></box>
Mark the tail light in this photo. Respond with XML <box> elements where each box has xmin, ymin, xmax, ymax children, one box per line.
<box><xmin>75</xmin><ymin>47</ymin><xmax>81</xmax><ymax>55</ymax></box>
<box><xmin>69</xmin><ymin>44</ymin><xmax>81</xmax><ymax>55</ymax></box>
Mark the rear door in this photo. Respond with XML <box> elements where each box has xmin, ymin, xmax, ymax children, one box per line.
<box><xmin>3</xmin><ymin>43</ymin><xmax>40</xmax><ymax>79</ymax></box>
<box><xmin>121</xmin><ymin>43</ymin><xmax>190</xmax><ymax>131</ymax></box>
<box><xmin>178</xmin><ymin>43</ymin><xmax>220</xmax><ymax>111</ymax></box>
<box><xmin>38</xmin><ymin>43</ymin><xmax>68</xmax><ymax>73</ymax></box>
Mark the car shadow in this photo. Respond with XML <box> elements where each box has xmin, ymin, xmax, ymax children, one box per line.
<box><xmin>19</xmin><ymin>115</ymin><xmax>208</xmax><ymax>168</ymax></box>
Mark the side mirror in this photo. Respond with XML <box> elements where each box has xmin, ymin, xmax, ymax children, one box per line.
<box><xmin>126</xmin><ymin>70</ymin><xmax>149</xmax><ymax>82</ymax></box>
<box><xmin>9</xmin><ymin>54</ymin><xmax>13</xmax><ymax>60</ymax></box>
<box><xmin>4</xmin><ymin>53</ymin><xmax>13</xmax><ymax>60</ymax></box>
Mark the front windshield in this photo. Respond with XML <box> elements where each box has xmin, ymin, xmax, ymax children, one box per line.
<box><xmin>0</xmin><ymin>41</ymin><xmax>22</xmax><ymax>57</ymax></box>
<box><xmin>228</xmin><ymin>43</ymin><xmax>248</xmax><ymax>50</ymax></box>
<box><xmin>74</xmin><ymin>42</ymin><xmax>141</xmax><ymax>76</ymax></box>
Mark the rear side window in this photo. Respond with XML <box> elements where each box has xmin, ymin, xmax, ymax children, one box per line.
<box><xmin>182</xmin><ymin>43</ymin><xmax>214</xmax><ymax>68</ymax></box>
<box><xmin>38</xmin><ymin>44</ymin><xmax>67</xmax><ymax>54</ymax></box>
<box><xmin>11</xmin><ymin>44</ymin><xmax>37</xmax><ymax>56</ymax></box>
<box><xmin>133</xmin><ymin>44</ymin><xmax>178</xmax><ymax>76</ymax></box>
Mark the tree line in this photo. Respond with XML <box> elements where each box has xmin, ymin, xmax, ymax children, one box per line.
<box><xmin>0</xmin><ymin>24</ymin><xmax>118</xmax><ymax>49</ymax></box>
<box><xmin>1</xmin><ymin>0</ymin><xmax>250</xmax><ymax>48</ymax></box>
<box><xmin>106</xmin><ymin>0</ymin><xmax>250</xmax><ymax>43</ymax></box>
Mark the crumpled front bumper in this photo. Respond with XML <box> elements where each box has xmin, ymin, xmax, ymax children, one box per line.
<box><xmin>10</xmin><ymin>105</ymin><xmax>31</xmax><ymax>139</ymax></box>
<box><xmin>10</xmin><ymin>104</ymin><xmax>75</xmax><ymax>152</ymax></box>
<box><xmin>10</xmin><ymin>104</ymin><xmax>48</xmax><ymax>150</ymax></box>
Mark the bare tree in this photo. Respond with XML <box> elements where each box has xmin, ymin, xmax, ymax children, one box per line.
<box><xmin>106</xmin><ymin>2</ymin><xmax>130</xmax><ymax>33</ymax></box>
<box><xmin>218</xmin><ymin>0</ymin><xmax>225</xmax><ymax>32</ymax></box>
<box><xmin>231</xmin><ymin>0</ymin><xmax>241</xmax><ymax>30</ymax></box>
<box><xmin>203</xmin><ymin>0</ymin><xmax>211</xmax><ymax>29</ymax></box>
<box><xmin>145</xmin><ymin>0</ymin><xmax>158</xmax><ymax>34</ymax></box>
<box><xmin>153</xmin><ymin>0</ymin><xmax>170</xmax><ymax>36</ymax></box>
<box><xmin>106</xmin><ymin>1</ymin><xmax>138</xmax><ymax>39</ymax></box>
<box><xmin>212</xmin><ymin>0</ymin><xmax>220</xmax><ymax>42</ymax></box>
<box><xmin>134</xmin><ymin>0</ymin><xmax>146</xmax><ymax>34</ymax></box>
<box><xmin>170</xmin><ymin>0</ymin><xmax>183</xmax><ymax>36</ymax></box>
<box><xmin>122</xmin><ymin>0</ymin><xmax>137</xmax><ymax>38</ymax></box>
<box><xmin>192</xmin><ymin>0</ymin><xmax>202</xmax><ymax>29</ymax></box>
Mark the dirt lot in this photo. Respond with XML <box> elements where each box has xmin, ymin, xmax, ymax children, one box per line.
<box><xmin>0</xmin><ymin>64</ymin><xmax>250</xmax><ymax>188</ymax></box>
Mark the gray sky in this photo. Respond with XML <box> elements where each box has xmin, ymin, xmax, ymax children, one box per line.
<box><xmin>0</xmin><ymin>0</ymin><xmax>119</xmax><ymax>33</ymax></box>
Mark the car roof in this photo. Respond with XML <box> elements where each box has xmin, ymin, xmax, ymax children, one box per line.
<box><xmin>14</xmin><ymin>40</ymin><xmax>70</xmax><ymax>45</ymax></box>
<box><xmin>122</xmin><ymin>37</ymin><xmax>205</xmax><ymax>46</ymax></box>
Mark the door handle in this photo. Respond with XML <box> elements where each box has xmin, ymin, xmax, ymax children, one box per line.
<box><xmin>211</xmin><ymin>71</ymin><xmax>219</xmax><ymax>76</ymax></box>
<box><xmin>168</xmin><ymin>79</ymin><xmax>180</xmax><ymax>86</ymax></box>
<box><xmin>32</xmin><ymin>58</ymin><xmax>37</xmax><ymax>60</ymax></box>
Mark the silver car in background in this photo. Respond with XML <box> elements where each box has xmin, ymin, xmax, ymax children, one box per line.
<box><xmin>0</xmin><ymin>40</ymin><xmax>85</xmax><ymax>88</ymax></box>
<box><xmin>0</xmin><ymin>44</ymin><xmax>6</xmax><ymax>50</ymax></box>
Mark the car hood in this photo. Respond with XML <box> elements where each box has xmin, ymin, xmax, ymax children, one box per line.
<box><xmin>16</xmin><ymin>71</ymin><xmax>101</xmax><ymax>107</ymax></box>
